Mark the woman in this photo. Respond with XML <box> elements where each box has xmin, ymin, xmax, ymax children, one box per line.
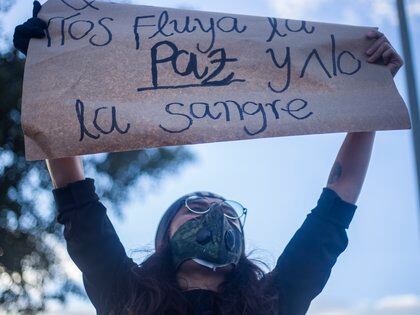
<box><xmin>14</xmin><ymin>2</ymin><xmax>403</xmax><ymax>314</ymax></box>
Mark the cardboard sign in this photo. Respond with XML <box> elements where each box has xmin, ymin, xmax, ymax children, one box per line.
<box><xmin>21</xmin><ymin>0</ymin><xmax>411</xmax><ymax>160</ymax></box>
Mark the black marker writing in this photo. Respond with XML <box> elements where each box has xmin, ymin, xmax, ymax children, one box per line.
<box><xmin>266</xmin><ymin>47</ymin><xmax>291</xmax><ymax>93</ymax></box>
<box><xmin>285</xmin><ymin>19</ymin><xmax>315</xmax><ymax>33</ymax></box>
<box><xmin>300</xmin><ymin>34</ymin><xmax>361</xmax><ymax>78</ymax></box>
<box><xmin>267</xmin><ymin>34</ymin><xmax>362</xmax><ymax>93</ymax></box>
<box><xmin>280</xmin><ymin>98</ymin><xmax>313</xmax><ymax>119</ymax></box>
<box><xmin>68</xmin><ymin>19</ymin><xmax>94</xmax><ymax>40</ymax></box>
<box><xmin>138</xmin><ymin>40</ymin><xmax>245</xmax><ymax>92</ymax></box>
<box><xmin>60</xmin><ymin>0</ymin><xmax>99</xmax><ymax>11</ymax></box>
<box><xmin>75</xmin><ymin>99</ymin><xmax>99</xmax><ymax>140</ymax></box>
<box><xmin>46</xmin><ymin>14</ymin><xmax>113</xmax><ymax>47</ymax></box>
<box><xmin>133</xmin><ymin>11</ymin><xmax>247</xmax><ymax>52</ymax></box>
<box><xmin>90</xmin><ymin>17</ymin><xmax>113</xmax><ymax>46</ymax></box>
<box><xmin>159</xmin><ymin>98</ymin><xmax>312</xmax><ymax>136</ymax></box>
<box><xmin>46</xmin><ymin>13</ymin><xmax>81</xmax><ymax>46</ymax></box>
<box><xmin>75</xmin><ymin>99</ymin><xmax>130</xmax><ymax>141</ymax></box>
<box><xmin>300</xmin><ymin>47</ymin><xmax>332</xmax><ymax>78</ymax></box>
<box><xmin>336</xmin><ymin>50</ymin><xmax>361</xmax><ymax>75</ymax></box>
<box><xmin>267</xmin><ymin>17</ymin><xmax>315</xmax><ymax>42</ymax></box>
<box><xmin>159</xmin><ymin>102</ymin><xmax>193</xmax><ymax>133</ymax></box>
<box><xmin>267</xmin><ymin>18</ymin><xmax>286</xmax><ymax>41</ymax></box>
<box><xmin>133</xmin><ymin>15</ymin><xmax>156</xmax><ymax>50</ymax></box>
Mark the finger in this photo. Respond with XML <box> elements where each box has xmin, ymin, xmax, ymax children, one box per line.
<box><xmin>366</xmin><ymin>29</ymin><xmax>383</xmax><ymax>39</ymax></box>
<box><xmin>14</xmin><ymin>23</ymin><xmax>45</xmax><ymax>38</ymax></box>
<box><xmin>388</xmin><ymin>61</ymin><xmax>400</xmax><ymax>77</ymax></box>
<box><xmin>388</xmin><ymin>54</ymin><xmax>403</xmax><ymax>74</ymax></box>
<box><xmin>33</xmin><ymin>1</ymin><xmax>42</xmax><ymax>18</ymax></box>
<box><xmin>368</xmin><ymin>42</ymin><xmax>388</xmax><ymax>62</ymax></box>
<box><xmin>366</xmin><ymin>35</ymin><xmax>387</xmax><ymax>55</ymax></box>
<box><xmin>28</xmin><ymin>26</ymin><xmax>46</xmax><ymax>38</ymax></box>
<box><xmin>382</xmin><ymin>47</ymin><xmax>394</xmax><ymax>64</ymax></box>
<box><xmin>28</xmin><ymin>17</ymin><xmax>48</xmax><ymax>29</ymax></box>
<box><xmin>13</xmin><ymin>35</ymin><xmax>29</xmax><ymax>54</ymax></box>
<box><xmin>14</xmin><ymin>24</ymin><xmax>31</xmax><ymax>37</ymax></box>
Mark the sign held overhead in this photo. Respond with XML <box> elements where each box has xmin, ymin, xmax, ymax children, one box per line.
<box><xmin>21</xmin><ymin>0</ymin><xmax>411</xmax><ymax>160</ymax></box>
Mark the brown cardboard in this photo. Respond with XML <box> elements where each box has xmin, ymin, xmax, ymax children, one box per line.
<box><xmin>21</xmin><ymin>0</ymin><xmax>411</xmax><ymax>160</ymax></box>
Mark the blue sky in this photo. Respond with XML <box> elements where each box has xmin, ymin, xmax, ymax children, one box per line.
<box><xmin>1</xmin><ymin>0</ymin><xmax>420</xmax><ymax>314</ymax></box>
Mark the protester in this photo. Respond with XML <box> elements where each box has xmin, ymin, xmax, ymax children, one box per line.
<box><xmin>14</xmin><ymin>1</ymin><xmax>403</xmax><ymax>314</ymax></box>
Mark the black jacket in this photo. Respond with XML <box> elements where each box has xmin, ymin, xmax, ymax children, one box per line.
<box><xmin>53</xmin><ymin>178</ymin><xmax>357</xmax><ymax>314</ymax></box>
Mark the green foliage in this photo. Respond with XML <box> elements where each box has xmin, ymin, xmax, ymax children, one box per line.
<box><xmin>0</xmin><ymin>50</ymin><xmax>195</xmax><ymax>314</ymax></box>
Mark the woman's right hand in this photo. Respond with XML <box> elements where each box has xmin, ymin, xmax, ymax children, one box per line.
<box><xmin>13</xmin><ymin>1</ymin><xmax>47</xmax><ymax>55</ymax></box>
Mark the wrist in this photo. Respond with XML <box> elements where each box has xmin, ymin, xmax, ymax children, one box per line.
<box><xmin>45</xmin><ymin>156</ymin><xmax>85</xmax><ymax>188</ymax></box>
<box><xmin>346</xmin><ymin>131</ymin><xmax>376</xmax><ymax>137</ymax></box>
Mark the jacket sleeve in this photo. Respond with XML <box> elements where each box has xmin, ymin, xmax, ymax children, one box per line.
<box><xmin>270</xmin><ymin>187</ymin><xmax>357</xmax><ymax>315</ymax></box>
<box><xmin>53</xmin><ymin>177</ymin><xmax>136</xmax><ymax>313</ymax></box>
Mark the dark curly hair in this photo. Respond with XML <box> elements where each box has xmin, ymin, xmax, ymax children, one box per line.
<box><xmin>105</xmin><ymin>191</ymin><xmax>284</xmax><ymax>314</ymax></box>
<box><xmin>106</xmin><ymin>242</ymin><xmax>283</xmax><ymax>315</ymax></box>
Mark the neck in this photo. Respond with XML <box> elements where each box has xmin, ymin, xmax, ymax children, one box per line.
<box><xmin>176</xmin><ymin>260</ymin><xmax>229</xmax><ymax>292</ymax></box>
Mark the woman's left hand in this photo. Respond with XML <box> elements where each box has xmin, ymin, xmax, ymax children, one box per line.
<box><xmin>365</xmin><ymin>30</ymin><xmax>404</xmax><ymax>77</ymax></box>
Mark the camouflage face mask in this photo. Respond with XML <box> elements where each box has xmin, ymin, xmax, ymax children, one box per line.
<box><xmin>169</xmin><ymin>203</ymin><xmax>244</xmax><ymax>271</ymax></box>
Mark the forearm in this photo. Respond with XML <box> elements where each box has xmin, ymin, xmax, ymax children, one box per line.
<box><xmin>326</xmin><ymin>131</ymin><xmax>375</xmax><ymax>204</ymax></box>
<box><xmin>45</xmin><ymin>156</ymin><xmax>85</xmax><ymax>188</ymax></box>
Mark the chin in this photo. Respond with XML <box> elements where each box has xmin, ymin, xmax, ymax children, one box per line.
<box><xmin>180</xmin><ymin>259</ymin><xmax>234</xmax><ymax>273</ymax></box>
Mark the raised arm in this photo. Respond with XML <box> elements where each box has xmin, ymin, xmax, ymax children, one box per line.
<box><xmin>46</xmin><ymin>157</ymin><xmax>136</xmax><ymax>313</ymax></box>
<box><xmin>326</xmin><ymin>131</ymin><xmax>375</xmax><ymax>204</ymax></box>
<box><xmin>15</xmin><ymin>2</ymin><xmax>136</xmax><ymax>311</ymax></box>
<box><xmin>326</xmin><ymin>30</ymin><xmax>403</xmax><ymax>204</ymax></box>
<box><xmin>266</xmin><ymin>31</ymin><xmax>404</xmax><ymax>314</ymax></box>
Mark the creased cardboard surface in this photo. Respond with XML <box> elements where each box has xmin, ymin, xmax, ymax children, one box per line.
<box><xmin>21</xmin><ymin>0</ymin><xmax>411</xmax><ymax>160</ymax></box>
